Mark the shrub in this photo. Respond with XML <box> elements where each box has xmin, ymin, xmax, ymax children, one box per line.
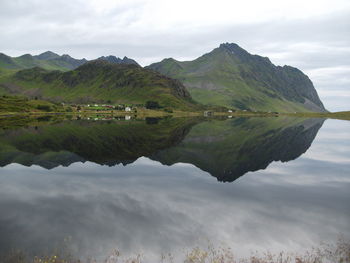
<box><xmin>36</xmin><ymin>105</ymin><xmax>52</xmax><ymax>112</ymax></box>
<box><xmin>163</xmin><ymin>108</ymin><xmax>173</xmax><ymax>113</ymax></box>
<box><xmin>145</xmin><ymin>101</ymin><xmax>161</xmax><ymax>109</ymax></box>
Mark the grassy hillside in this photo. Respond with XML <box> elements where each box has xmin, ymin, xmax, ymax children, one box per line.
<box><xmin>0</xmin><ymin>61</ymin><xmax>198</xmax><ymax>110</ymax></box>
<box><xmin>0</xmin><ymin>95</ymin><xmax>64</xmax><ymax>113</ymax></box>
<box><xmin>147</xmin><ymin>43</ymin><xmax>327</xmax><ymax>113</ymax></box>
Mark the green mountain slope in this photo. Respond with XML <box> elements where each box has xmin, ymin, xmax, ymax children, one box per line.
<box><xmin>0</xmin><ymin>96</ymin><xmax>63</xmax><ymax>113</ymax></box>
<box><xmin>0</xmin><ymin>52</ymin><xmax>87</xmax><ymax>71</ymax></box>
<box><xmin>0</xmin><ymin>60</ymin><xmax>197</xmax><ymax>109</ymax></box>
<box><xmin>147</xmin><ymin>43</ymin><xmax>326</xmax><ymax>113</ymax></box>
<box><xmin>34</xmin><ymin>51</ymin><xmax>61</xmax><ymax>60</ymax></box>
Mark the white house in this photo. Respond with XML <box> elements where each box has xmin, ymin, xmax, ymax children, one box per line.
<box><xmin>125</xmin><ymin>107</ymin><xmax>132</xmax><ymax>112</ymax></box>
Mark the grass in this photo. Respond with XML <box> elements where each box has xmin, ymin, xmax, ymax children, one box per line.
<box><xmin>283</xmin><ymin>111</ymin><xmax>350</xmax><ymax>121</ymax></box>
<box><xmin>0</xmin><ymin>95</ymin><xmax>65</xmax><ymax>113</ymax></box>
<box><xmin>0</xmin><ymin>94</ymin><xmax>349</xmax><ymax>121</ymax></box>
<box><xmin>1</xmin><ymin>106</ymin><xmax>349</xmax><ymax>121</ymax></box>
<box><xmin>1</xmin><ymin>238</ymin><xmax>349</xmax><ymax>263</ymax></box>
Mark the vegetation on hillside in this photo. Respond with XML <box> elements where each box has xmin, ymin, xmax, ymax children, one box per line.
<box><xmin>0</xmin><ymin>46</ymin><xmax>339</xmax><ymax>114</ymax></box>
<box><xmin>147</xmin><ymin>43</ymin><xmax>326</xmax><ymax>113</ymax></box>
<box><xmin>0</xmin><ymin>95</ymin><xmax>64</xmax><ymax>113</ymax></box>
<box><xmin>0</xmin><ymin>61</ymin><xmax>199</xmax><ymax>110</ymax></box>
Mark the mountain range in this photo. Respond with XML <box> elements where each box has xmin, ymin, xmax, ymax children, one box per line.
<box><xmin>0</xmin><ymin>60</ymin><xmax>196</xmax><ymax>109</ymax></box>
<box><xmin>0</xmin><ymin>43</ymin><xmax>327</xmax><ymax>112</ymax></box>
<box><xmin>0</xmin><ymin>51</ymin><xmax>138</xmax><ymax>71</ymax></box>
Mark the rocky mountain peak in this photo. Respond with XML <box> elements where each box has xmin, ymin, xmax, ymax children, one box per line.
<box><xmin>35</xmin><ymin>51</ymin><xmax>60</xmax><ymax>60</ymax></box>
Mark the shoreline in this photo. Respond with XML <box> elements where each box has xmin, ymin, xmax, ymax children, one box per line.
<box><xmin>0</xmin><ymin>110</ymin><xmax>349</xmax><ymax>121</ymax></box>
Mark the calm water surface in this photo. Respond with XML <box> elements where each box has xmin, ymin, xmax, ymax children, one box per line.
<box><xmin>0</xmin><ymin>116</ymin><xmax>349</xmax><ymax>262</ymax></box>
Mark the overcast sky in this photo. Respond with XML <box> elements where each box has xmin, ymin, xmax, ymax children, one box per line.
<box><xmin>0</xmin><ymin>0</ymin><xmax>349</xmax><ymax>111</ymax></box>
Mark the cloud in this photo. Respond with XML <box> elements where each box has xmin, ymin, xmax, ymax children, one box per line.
<box><xmin>0</xmin><ymin>155</ymin><xmax>349</xmax><ymax>261</ymax></box>
<box><xmin>0</xmin><ymin>0</ymin><xmax>349</xmax><ymax>110</ymax></box>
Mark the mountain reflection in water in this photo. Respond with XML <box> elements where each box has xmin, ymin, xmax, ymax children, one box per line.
<box><xmin>0</xmin><ymin>116</ymin><xmax>324</xmax><ymax>181</ymax></box>
<box><xmin>0</xmin><ymin>116</ymin><xmax>349</xmax><ymax>262</ymax></box>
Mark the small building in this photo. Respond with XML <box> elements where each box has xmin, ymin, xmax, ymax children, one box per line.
<box><xmin>228</xmin><ymin>110</ymin><xmax>233</xmax><ymax>113</ymax></box>
<box><xmin>125</xmin><ymin>107</ymin><xmax>132</xmax><ymax>112</ymax></box>
<box><xmin>204</xmin><ymin>111</ymin><xmax>213</xmax><ymax>117</ymax></box>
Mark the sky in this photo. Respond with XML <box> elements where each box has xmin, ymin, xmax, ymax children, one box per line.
<box><xmin>0</xmin><ymin>0</ymin><xmax>349</xmax><ymax>111</ymax></box>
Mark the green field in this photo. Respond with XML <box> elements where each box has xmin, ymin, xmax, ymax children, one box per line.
<box><xmin>0</xmin><ymin>95</ymin><xmax>64</xmax><ymax>114</ymax></box>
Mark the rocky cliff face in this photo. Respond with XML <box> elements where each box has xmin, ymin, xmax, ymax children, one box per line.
<box><xmin>219</xmin><ymin>43</ymin><xmax>325</xmax><ymax>110</ymax></box>
<box><xmin>97</xmin><ymin>55</ymin><xmax>139</xmax><ymax>66</ymax></box>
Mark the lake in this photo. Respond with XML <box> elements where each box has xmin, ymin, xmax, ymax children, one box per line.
<box><xmin>0</xmin><ymin>116</ymin><xmax>349</xmax><ymax>262</ymax></box>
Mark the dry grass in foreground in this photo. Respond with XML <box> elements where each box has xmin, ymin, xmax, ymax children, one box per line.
<box><xmin>1</xmin><ymin>238</ymin><xmax>349</xmax><ymax>263</ymax></box>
